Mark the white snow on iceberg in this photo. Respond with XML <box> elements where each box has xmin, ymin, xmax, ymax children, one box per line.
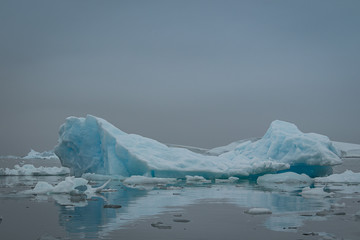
<box><xmin>0</xmin><ymin>164</ymin><xmax>69</xmax><ymax>176</ymax></box>
<box><xmin>54</xmin><ymin>115</ymin><xmax>341</xmax><ymax>178</ymax></box>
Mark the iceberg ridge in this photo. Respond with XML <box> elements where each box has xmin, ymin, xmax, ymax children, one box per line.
<box><xmin>55</xmin><ymin>115</ymin><xmax>341</xmax><ymax>178</ymax></box>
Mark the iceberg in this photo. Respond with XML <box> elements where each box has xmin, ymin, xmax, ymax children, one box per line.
<box><xmin>55</xmin><ymin>115</ymin><xmax>341</xmax><ymax>178</ymax></box>
<box><xmin>23</xmin><ymin>149</ymin><xmax>59</xmax><ymax>159</ymax></box>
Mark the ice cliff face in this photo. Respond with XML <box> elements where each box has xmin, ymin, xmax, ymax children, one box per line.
<box><xmin>55</xmin><ymin>115</ymin><xmax>341</xmax><ymax>178</ymax></box>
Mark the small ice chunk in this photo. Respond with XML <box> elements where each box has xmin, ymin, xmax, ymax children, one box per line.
<box><xmin>245</xmin><ymin>208</ymin><xmax>272</xmax><ymax>215</ymax></box>
<box><xmin>300</xmin><ymin>187</ymin><xmax>334</xmax><ymax>197</ymax></box>
<box><xmin>330</xmin><ymin>202</ymin><xmax>346</xmax><ymax>208</ymax></box>
<box><xmin>315</xmin><ymin>170</ymin><xmax>360</xmax><ymax>183</ymax></box>
<box><xmin>22</xmin><ymin>177</ymin><xmax>110</xmax><ymax>195</ymax></box>
<box><xmin>185</xmin><ymin>175</ymin><xmax>211</xmax><ymax>184</ymax></box>
<box><xmin>0</xmin><ymin>164</ymin><xmax>69</xmax><ymax>176</ymax></box>
<box><xmin>215</xmin><ymin>177</ymin><xmax>239</xmax><ymax>183</ymax></box>
<box><xmin>257</xmin><ymin>172</ymin><xmax>312</xmax><ymax>184</ymax></box>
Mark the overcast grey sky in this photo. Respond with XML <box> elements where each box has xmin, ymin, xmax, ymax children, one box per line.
<box><xmin>1</xmin><ymin>0</ymin><xmax>360</xmax><ymax>155</ymax></box>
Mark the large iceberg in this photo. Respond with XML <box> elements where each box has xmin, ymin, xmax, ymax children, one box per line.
<box><xmin>220</xmin><ymin>120</ymin><xmax>341</xmax><ymax>176</ymax></box>
<box><xmin>55</xmin><ymin>115</ymin><xmax>341</xmax><ymax>178</ymax></box>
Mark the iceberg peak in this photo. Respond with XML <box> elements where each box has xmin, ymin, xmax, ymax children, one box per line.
<box><xmin>55</xmin><ymin>116</ymin><xmax>341</xmax><ymax>178</ymax></box>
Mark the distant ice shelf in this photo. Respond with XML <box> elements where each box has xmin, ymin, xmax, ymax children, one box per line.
<box><xmin>54</xmin><ymin>115</ymin><xmax>342</xmax><ymax>178</ymax></box>
<box><xmin>0</xmin><ymin>164</ymin><xmax>69</xmax><ymax>176</ymax></box>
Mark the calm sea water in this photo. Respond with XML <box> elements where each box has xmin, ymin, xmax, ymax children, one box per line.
<box><xmin>0</xmin><ymin>158</ymin><xmax>359</xmax><ymax>240</ymax></box>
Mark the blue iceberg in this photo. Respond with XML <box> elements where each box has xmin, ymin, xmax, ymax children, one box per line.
<box><xmin>54</xmin><ymin>115</ymin><xmax>341</xmax><ymax>178</ymax></box>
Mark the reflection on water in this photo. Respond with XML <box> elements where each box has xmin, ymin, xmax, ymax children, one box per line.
<box><xmin>0</xmin><ymin>158</ymin><xmax>359</xmax><ymax>239</ymax></box>
<box><xmin>50</xmin><ymin>180</ymin><xmax>337</xmax><ymax>239</ymax></box>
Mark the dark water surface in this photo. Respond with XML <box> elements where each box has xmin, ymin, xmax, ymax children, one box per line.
<box><xmin>0</xmin><ymin>158</ymin><xmax>359</xmax><ymax>240</ymax></box>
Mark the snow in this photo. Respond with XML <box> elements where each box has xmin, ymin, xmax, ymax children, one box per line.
<box><xmin>244</xmin><ymin>208</ymin><xmax>272</xmax><ymax>215</ymax></box>
<box><xmin>54</xmin><ymin>115</ymin><xmax>342</xmax><ymax>178</ymax></box>
<box><xmin>22</xmin><ymin>176</ymin><xmax>110</xmax><ymax>195</ymax></box>
<box><xmin>300</xmin><ymin>187</ymin><xmax>334</xmax><ymax>197</ymax></box>
<box><xmin>332</xmin><ymin>141</ymin><xmax>360</xmax><ymax>158</ymax></box>
<box><xmin>314</xmin><ymin>170</ymin><xmax>360</xmax><ymax>183</ymax></box>
<box><xmin>0</xmin><ymin>164</ymin><xmax>69</xmax><ymax>176</ymax></box>
<box><xmin>257</xmin><ymin>172</ymin><xmax>313</xmax><ymax>184</ymax></box>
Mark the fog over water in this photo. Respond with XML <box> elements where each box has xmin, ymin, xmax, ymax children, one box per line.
<box><xmin>1</xmin><ymin>0</ymin><xmax>360</xmax><ymax>155</ymax></box>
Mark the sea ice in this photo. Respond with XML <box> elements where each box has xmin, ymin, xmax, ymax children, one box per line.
<box><xmin>314</xmin><ymin>170</ymin><xmax>360</xmax><ymax>183</ymax></box>
<box><xmin>23</xmin><ymin>149</ymin><xmax>58</xmax><ymax>159</ymax></box>
<box><xmin>185</xmin><ymin>175</ymin><xmax>211</xmax><ymax>184</ymax></box>
<box><xmin>215</xmin><ymin>176</ymin><xmax>239</xmax><ymax>183</ymax></box>
<box><xmin>22</xmin><ymin>176</ymin><xmax>110</xmax><ymax>195</ymax></box>
<box><xmin>244</xmin><ymin>208</ymin><xmax>272</xmax><ymax>215</ymax></box>
<box><xmin>54</xmin><ymin>115</ymin><xmax>341</xmax><ymax>178</ymax></box>
<box><xmin>300</xmin><ymin>187</ymin><xmax>334</xmax><ymax>197</ymax></box>
<box><xmin>0</xmin><ymin>164</ymin><xmax>69</xmax><ymax>176</ymax></box>
<box><xmin>332</xmin><ymin>141</ymin><xmax>360</xmax><ymax>158</ymax></box>
<box><xmin>257</xmin><ymin>172</ymin><xmax>313</xmax><ymax>184</ymax></box>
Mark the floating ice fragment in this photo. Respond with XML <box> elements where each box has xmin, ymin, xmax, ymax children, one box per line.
<box><xmin>315</xmin><ymin>170</ymin><xmax>360</xmax><ymax>183</ymax></box>
<box><xmin>244</xmin><ymin>208</ymin><xmax>272</xmax><ymax>215</ymax></box>
<box><xmin>0</xmin><ymin>164</ymin><xmax>69</xmax><ymax>176</ymax></box>
<box><xmin>300</xmin><ymin>187</ymin><xmax>334</xmax><ymax>197</ymax></box>
<box><xmin>215</xmin><ymin>177</ymin><xmax>239</xmax><ymax>183</ymax></box>
<box><xmin>185</xmin><ymin>175</ymin><xmax>211</xmax><ymax>184</ymax></box>
<box><xmin>22</xmin><ymin>177</ymin><xmax>111</xmax><ymax>195</ymax></box>
<box><xmin>257</xmin><ymin>172</ymin><xmax>313</xmax><ymax>184</ymax></box>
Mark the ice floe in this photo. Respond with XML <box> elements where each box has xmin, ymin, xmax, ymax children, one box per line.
<box><xmin>22</xmin><ymin>176</ymin><xmax>110</xmax><ymax>195</ymax></box>
<box><xmin>244</xmin><ymin>207</ymin><xmax>272</xmax><ymax>215</ymax></box>
<box><xmin>300</xmin><ymin>187</ymin><xmax>334</xmax><ymax>197</ymax></box>
<box><xmin>315</xmin><ymin>170</ymin><xmax>360</xmax><ymax>183</ymax></box>
<box><xmin>0</xmin><ymin>164</ymin><xmax>69</xmax><ymax>176</ymax></box>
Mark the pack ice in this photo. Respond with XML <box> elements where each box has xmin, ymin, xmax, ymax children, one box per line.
<box><xmin>54</xmin><ymin>115</ymin><xmax>341</xmax><ymax>178</ymax></box>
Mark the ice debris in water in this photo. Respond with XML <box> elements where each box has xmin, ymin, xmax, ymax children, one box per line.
<box><xmin>315</xmin><ymin>170</ymin><xmax>360</xmax><ymax>183</ymax></box>
<box><xmin>215</xmin><ymin>177</ymin><xmax>239</xmax><ymax>183</ymax></box>
<box><xmin>22</xmin><ymin>177</ymin><xmax>110</xmax><ymax>195</ymax></box>
<box><xmin>300</xmin><ymin>187</ymin><xmax>334</xmax><ymax>197</ymax></box>
<box><xmin>0</xmin><ymin>164</ymin><xmax>69</xmax><ymax>176</ymax></box>
<box><xmin>244</xmin><ymin>208</ymin><xmax>272</xmax><ymax>215</ymax></box>
<box><xmin>185</xmin><ymin>175</ymin><xmax>211</xmax><ymax>184</ymax></box>
<box><xmin>54</xmin><ymin>115</ymin><xmax>341</xmax><ymax>178</ymax></box>
<box><xmin>257</xmin><ymin>172</ymin><xmax>313</xmax><ymax>185</ymax></box>
<box><xmin>23</xmin><ymin>149</ymin><xmax>58</xmax><ymax>159</ymax></box>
